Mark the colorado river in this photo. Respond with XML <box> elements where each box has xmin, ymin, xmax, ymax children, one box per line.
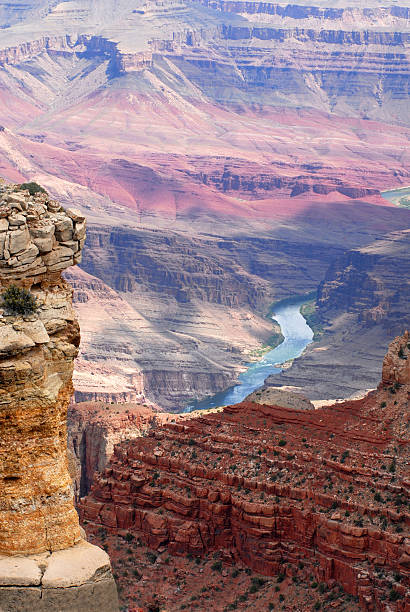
<box><xmin>185</xmin><ymin>297</ymin><xmax>314</xmax><ymax>412</ymax></box>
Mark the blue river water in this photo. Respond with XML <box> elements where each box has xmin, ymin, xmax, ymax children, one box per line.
<box><xmin>184</xmin><ymin>298</ymin><xmax>314</xmax><ymax>412</ymax></box>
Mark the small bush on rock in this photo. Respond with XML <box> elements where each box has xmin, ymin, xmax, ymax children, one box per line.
<box><xmin>17</xmin><ymin>182</ymin><xmax>47</xmax><ymax>196</ymax></box>
<box><xmin>1</xmin><ymin>285</ymin><xmax>38</xmax><ymax>315</ymax></box>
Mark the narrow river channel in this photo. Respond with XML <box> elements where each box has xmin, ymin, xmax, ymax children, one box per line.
<box><xmin>185</xmin><ymin>298</ymin><xmax>314</xmax><ymax>412</ymax></box>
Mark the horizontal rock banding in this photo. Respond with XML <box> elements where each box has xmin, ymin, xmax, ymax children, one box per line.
<box><xmin>0</xmin><ymin>181</ymin><xmax>86</xmax><ymax>555</ymax></box>
<box><xmin>81</xmin><ymin>334</ymin><xmax>409</xmax><ymax>610</ymax></box>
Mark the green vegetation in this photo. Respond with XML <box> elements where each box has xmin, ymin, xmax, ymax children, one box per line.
<box><xmin>248</xmin><ymin>324</ymin><xmax>284</xmax><ymax>360</ymax></box>
<box><xmin>1</xmin><ymin>285</ymin><xmax>38</xmax><ymax>316</ymax></box>
<box><xmin>389</xmin><ymin>588</ymin><xmax>402</xmax><ymax>602</ymax></box>
<box><xmin>300</xmin><ymin>298</ymin><xmax>324</xmax><ymax>341</ymax></box>
<box><xmin>249</xmin><ymin>577</ymin><xmax>267</xmax><ymax>593</ymax></box>
<box><xmin>17</xmin><ymin>181</ymin><xmax>47</xmax><ymax>196</ymax></box>
<box><xmin>251</xmin><ymin>290</ymin><xmax>324</xmax><ymax>360</ymax></box>
<box><xmin>146</xmin><ymin>551</ymin><xmax>157</xmax><ymax>564</ymax></box>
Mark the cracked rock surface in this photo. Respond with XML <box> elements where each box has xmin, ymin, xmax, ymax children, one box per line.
<box><xmin>0</xmin><ymin>182</ymin><xmax>118</xmax><ymax>610</ymax></box>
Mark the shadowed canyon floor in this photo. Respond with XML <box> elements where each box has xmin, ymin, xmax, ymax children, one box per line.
<box><xmin>80</xmin><ymin>333</ymin><xmax>409</xmax><ymax>611</ymax></box>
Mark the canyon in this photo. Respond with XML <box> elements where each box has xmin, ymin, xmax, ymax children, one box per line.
<box><xmin>266</xmin><ymin>229</ymin><xmax>410</xmax><ymax>401</ymax></box>
<box><xmin>80</xmin><ymin>332</ymin><xmax>410</xmax><ymax>611</ymax></box>
<box><xmin>68</xmin><ymin>400</ymin><xmax>188</xmax><ymax>499</ymax></box>
<box><xmin>0</xmin><ymin>0</ymin><xmax>409</xmax><ymax>406</ymax></box>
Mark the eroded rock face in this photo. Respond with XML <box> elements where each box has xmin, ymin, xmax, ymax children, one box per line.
<box><xmin>80</xmin><ymin>333</ymin><xmax>409</xmax><ymax>610</ymax></box>
<box><xmin>0</xmin><ymin>181</ymin><xmax>119</xmax><ymax>610</ymax></box>
<box><xmin>0</xmin><ymin>183</ymin><xmax>87</xmax><ymax>555</ymax></box>
<box><xmin>68</xmin><ymin>401</ymin><xmax>181</xmax><ymax>499</ymax></box>
<box><xmin>382</xmin><ymin>331</ymin><xmax>410</xmax><ymax>387</ymax></box>
<box><xmin>268</xmin><ymin>229</ymin><xmax>410</xmax><ymax>401</ymax></box>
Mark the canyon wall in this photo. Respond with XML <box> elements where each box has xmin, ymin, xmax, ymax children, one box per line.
<box><xmin>72</xmin><ymin>221</ymin><xmax>344</xmax><ymax>409</ymax></box>
<box><xmin>0</xmin><ymin>181</ymin><xmax>118</xmax><ymax>611</ymax></box>
<box><xmin>68</xmin><ymin>401</ymin><xmax>186</xmax><ymax>499</ymax></box>
<box><xmin>80</xmin><ymin>333</ymin><xmax>409</xmax><ymax>611</ymax></box>
<box><xmin>268</xmin><ymin>229</ymin><xmax>410</xmax><ymax>400</ymax></box>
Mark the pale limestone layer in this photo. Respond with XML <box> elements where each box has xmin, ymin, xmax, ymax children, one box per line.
<box><xmin>246</xmin><ymin>386</ymin><xmax>315</xmax><ymax>410</ymax></box>
<box><xmin>0</xmin><ymin>183</ymin><xmax>84</xmax><ymax>284</ymax></box>
<box><xmin>0</xmin><ymin>541</ymin><xmax>119</xmax><ymax>612</ymax></box>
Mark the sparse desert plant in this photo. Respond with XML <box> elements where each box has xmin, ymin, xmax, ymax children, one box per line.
<box><xmin>1</xmin><ymin>285</ymin><xmax>38</xmax><ymax>316</ymax></box>
<box><xmin>17</xmin><ymin>181</ymin><xmax>47</xmax><ymax>196</ymax></box>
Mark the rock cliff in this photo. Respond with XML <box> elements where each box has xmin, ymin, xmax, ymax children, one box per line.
<box><xmin>80</xmin><ymin>333</ymin><xmax>409</xmax><ymax>611</ymax></box>
<box><xmin>0</xmin><ymin>181</ymin><xmax>118</xmax><ymax>611</ymax></box>
<box><xmin>72</xmin><ymin>212</ymin><xmax>410</xmax><ymax>410</ymax></box>
<box><xmin>68</xmin><ymin>401</ymin><xmax>183</xmax><ymax>499</ymax></box>
<box><xmin>268</xmin><ymin>229</ymin><xmax>410</xmax><ymax>400</ymax></box>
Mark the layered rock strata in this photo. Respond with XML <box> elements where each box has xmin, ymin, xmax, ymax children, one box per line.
<box><xmin>0</xmin><ymin>0</ymin><xmax>409</xmax><ymax>409</ymax></box>
<box><xmin>268</xmin><ymin>229</ymin><xmax>410</xmax><ymax>400</ymax></box>
<box><xmin>0</xmin><ymin>182</ymin><xmax>118</xmax><ymax>611</ymax></box>
<box><xmin>68</xmin><ymin>401</ymin><xmax>181</xmax><ymax>499</ymax></box>
<box><xmin>81</xmin><ymin>334</ymin><xmax>409</xmax><ymax>611</ymax></box>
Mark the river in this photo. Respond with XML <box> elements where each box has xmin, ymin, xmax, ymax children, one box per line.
<box><xmin>185</xmin><ymin>297</ymin><xmax>314</xmax><ymax>412</ymax></box>
<box><xmin>381</xmin><ymin>186</ymin><xmax>410</xmax><ymax>208</ymax></box>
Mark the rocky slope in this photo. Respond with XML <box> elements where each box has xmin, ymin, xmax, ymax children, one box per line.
<box><xmin>268</xmin><ymin>229</ymin><xmax>410</xmax><ymax>401</ymax></box>
<box><xmin>80</xmin><ymin>332</ymin><xmax>409</xmax><ymax>611</ymax></box>
<box><xmin>0</xmin><ymin>181</ymin><xmax>118</xmax><ymax>610</ymax></box>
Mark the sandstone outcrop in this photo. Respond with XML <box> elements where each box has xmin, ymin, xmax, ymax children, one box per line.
<box><xmin>245</xmin><ymin>386</ymin><xmax>315</xmax><ymax>410</ymax></box>
<box><xmin>81</xmin><ymin>333</ymin><xmax>409</xmax><ymax>611</ymax></box>
<box><xmin>0</xmin><ymin>182</ymin><xmax>118</xmax><ymax>611</ymax></box>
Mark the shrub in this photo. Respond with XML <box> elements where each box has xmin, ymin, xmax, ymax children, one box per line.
<box><xmin>1</xmin><ymin>285</ymin><xmax>38</xmax><ymax>316</ymax></box>
<box><xmin>211</xmin><ymin>560</ymin><xmax>222</xmax><ymax>572</ymax></box>
<box><xmin>278</xmin><ymin>439</ymin><xmax>287</xmax><ymax>447</ymax></box>
<box><xmin>389</xmin><ymin>589</ymin><xmax>402</xmax><ymax>602</ymax></box>
<box><xmin>340</xmin><ymin>450</ymin><xmax>349</xmax><ymax>464</ymax></box>
<box><xmin>250</xmin><ymin>577</ymin><xmax>267</xmax><ymax>593</ymax></box>
<box><xmin>17</xmin><ymin>182</ymin><xmax>47</xmax><ymax>196</ymax></box>
<box><xmin>146</xmin><ymin>551</ymin><xmax>157</xmax><ymax>564</ymax></box>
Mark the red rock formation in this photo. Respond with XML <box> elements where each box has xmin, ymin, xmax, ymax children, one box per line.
<box><xmin>68</xmin><ymin>401</ymin><xmax>182</xmax><ymax>499</ymax></box>
<box><xmin>80</xmin><ymin>334</ymin><xmax>409</xmax><ymax>610</ymax></box>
